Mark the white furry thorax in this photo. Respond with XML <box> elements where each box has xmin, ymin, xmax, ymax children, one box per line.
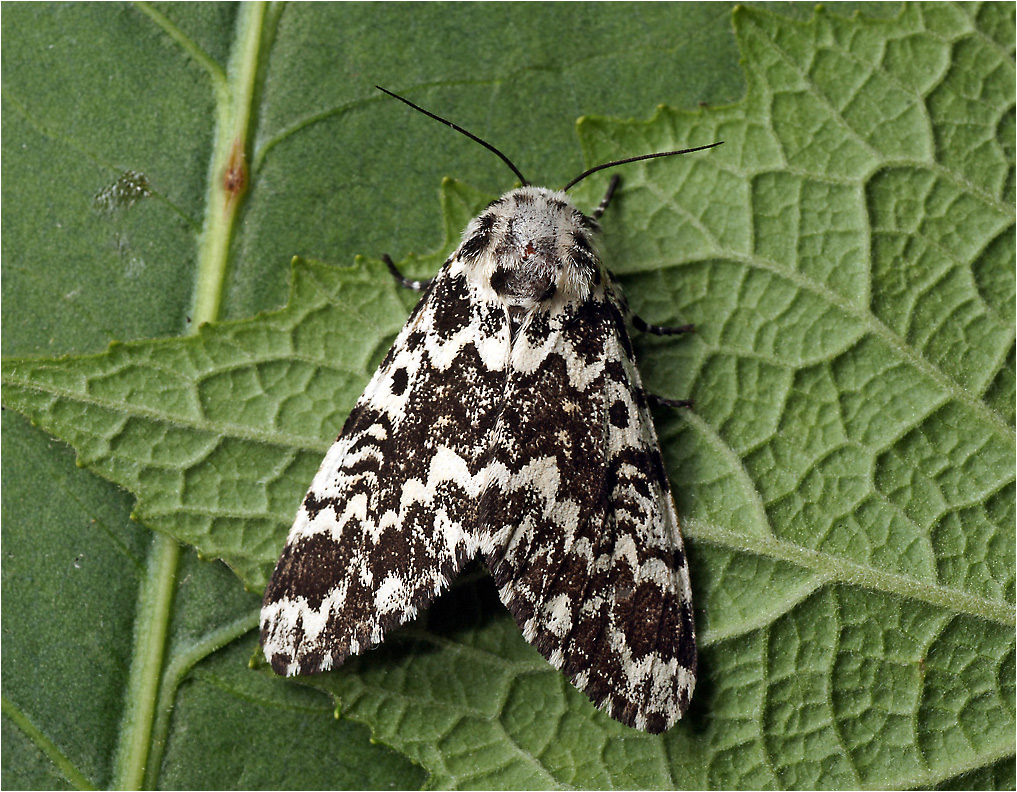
<box><xmin>455</xmin><ymin>186</ymin><xmax>603</xmax><ymax>312</ymax></box>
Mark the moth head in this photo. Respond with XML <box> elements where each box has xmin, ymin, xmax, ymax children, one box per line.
<box><xmin>375</xmin><ymin>86</ymin><xmax>722</xmax><ymax>314</ymax></box>
<box><xmin>457</xmin><ymin>186</ymin><xmax>601</xmax><ymax>310</ymax></box>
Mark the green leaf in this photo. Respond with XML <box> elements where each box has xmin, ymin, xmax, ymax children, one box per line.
<box><xmin>3</xmin><ymin>2</ymin><xmax>1014</xmax><ymax>790</ymax></box>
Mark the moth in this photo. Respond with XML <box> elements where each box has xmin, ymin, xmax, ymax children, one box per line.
<box><xmin>261</xmin><ymin>87</ymin><xmax>719</xmax><ymax>733</ymax></box>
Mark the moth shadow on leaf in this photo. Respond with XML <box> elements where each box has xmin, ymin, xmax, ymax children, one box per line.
<box><xmin>342</xmin><ymin>561</ymin><xmax>512</xmax><ymax>670</ymax></box>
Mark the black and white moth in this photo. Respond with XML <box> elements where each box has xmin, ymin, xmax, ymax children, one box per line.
<box><xmin>261</xmin><ymin>87</ymin><xmax>719</xmax><ymax>733</ymax></box>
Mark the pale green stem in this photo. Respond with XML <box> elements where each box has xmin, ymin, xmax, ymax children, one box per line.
<box><xmin>191</xmin><ymin>4</ymin><xmax>266</xmax><ymax>326</ymax></box>
<box><xmin>111</xmin><ymin>536</ymin><xmax>180</xmax><ymax>790</ymax></box>
<box><xmin>111</xmin><ymin>4</ymin><xmax>269</xmax><ymax>789</ymax></box>
<box><xmin>142</xmin><ymin>611</ymin><xmax>261</xmax><ymax>790</ymax></box>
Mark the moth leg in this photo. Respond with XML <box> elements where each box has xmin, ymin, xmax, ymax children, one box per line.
<box><xmin>591</xmin><ymin>174</ymin><xmax>621</xmax><ymax>220</ymax></box>
<box><xmin>382</xmin><ymin>253</ymin><xmax>433</xmax><ymax>292</ymax></box>
<box><xmin>594</xmin><ymin>178</ymin><xmax>694</xmax><ymax>336</ymax></box>
<box><xmin>631</xmin><ymin>306</ymin><xmax>695</xmax><ymax>411</ymax></box>
<box><xmin>636</xmin><ymin>318</ymin><xmax>694</xmax><ymax>409</ymax></box>
<box><xmin>631</xmin><ymin>314</ymin><xmax>695</xmax><ymax>336</ymax></box>
<box><xmin>647</xmin><ymin>393</ymin><xmax>693</xmax><ymax>410</ymax></box>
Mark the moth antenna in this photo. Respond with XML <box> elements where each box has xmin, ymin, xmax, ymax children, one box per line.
<box><xmin>377</xmin><ymin>86</ymin><xmax>529</xmax><ymax>186</ymax></box>
<box><xmin>562</xmin><ymin>142</ymin><xmax>724</xmax><ymax>192</ymax></box>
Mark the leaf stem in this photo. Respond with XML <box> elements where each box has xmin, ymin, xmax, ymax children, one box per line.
<box><xmin>112</xmin><ymin>4</ymin><xmax>271</xmax><ymax>789</ymax></box>
<box><xmin>191</xmin><ymin>2</ymin><xmax>267</xmax><ymax>326</ymax></box>
<box><xmin>142</xmin><ymin>610</ymin><xmax>261</xmax><ymax>790</ymax></box>
<box><xmin>112</xmin><ymin>534</ymin><xmax>180</xmax><ymax>790</ymax></box>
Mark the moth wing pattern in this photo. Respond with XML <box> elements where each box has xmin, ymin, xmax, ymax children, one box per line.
<box><xmin>260</xmin><ymin>261</ymin><xmax>511</xmax><ymax>675</ymax></box>
<box><xmin>479</xmin><ymin>278</ymin><xmax>696</xmax><ymax>734</ymax></box>
<box><xmin>261</xmin><ymin>178</ymin><xmax>699</xmax><ymax>733</ymax></box>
